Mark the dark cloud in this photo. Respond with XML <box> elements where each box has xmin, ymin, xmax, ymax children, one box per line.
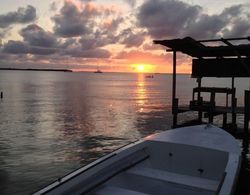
<box><xmin>2</xmin><ymin>40</ymin><xmax>57</xmax><ymax>55</ymax></box>
<box><xmin>185</xmin><ymin>5</ymin><xmax>244</xmax><ymax>39</ymax></box>
<box><xmin>2</xmin><ymin>24</ymin><xmax>59</xmax><ymax>56</ymax></box>
<box><xmin>73</xmin><ymin>49</ymin><xmax>111</xmax><ymax>58</ymax></box>
<box><xmin>79</xmin><ymin>32</ymin><xmax>117</xmax><ymax>50</ymax></box>
<box><xmin>2</xmin><ymin>28</ymin><xmax>112</xmax><ymax>58</ymax></box>
<box><xmin>220</xmin><ymin>5</ymin><xmax>250</xmax><ymax>37</ymax></box>
<box><xmin>185</xmin><ymin>14</ymin><xmax>226</xmax><ymax>39</ymax></box>
<box><xmin>50</xmin><ymin>0</ymin><xmax>127</xmax><ymax>57</ymax></box>
<box><xmin>220</xmin><ymin>5</ymin><xmax>243</xmax><ymax>18</ymax></box>
<box><xmin>52</xmin><ymin>1</ymin><xmax>120</xmax><ymax>38</ymax></box>
<box><xmin>122</xmin><ymin>34</ymin><xmax>144</xmax><ymax>48</ymax></box>
<box><xmin>137</xmin><ymin>0</ymin><xmax>250</xmax><ymax>39</ymax></box>
<box><xmin>137</xmin><ymin>0</ymin><xmax>201</xmax><ymax>39</ymax></box>
<box><xmin>0</xmin><ymin>5</ymin><xmax>36</xmax><ymax>28</ymax></box>
<box><xmin>52</xmin><ymin>2</ymin><xmax>90</xmax><ymax>37</ymax></box>
<box><xmin>57</xmin><ymin>35</ymin><xmax>112</xmax><ymax>58</ymax></box>
<box><xmin>3</xmin><ymin>41</ymin><xmax>28</xmax><ymax>54</ymax></box>
<box><xmin>119</xmin><ymin>29</ymin><xmax>146</xmax><ymax>48</ymax></box>
<box><xmin>20</xmin><ymin>24</ymin><xmax>59</xmax><ymax>47</ymax></box>
<box><xmin>58</xmin><ymin>30</ymin><xmax>114</xmax><ymax>58</ymax></box>
<box><xmin>60</xmin><ymin>38</ymin><xmax>77</xmax><ymax>49</ymax></box>
<box><xmin>52</xmin><ymin>1</ymin><xmax>113</xmax><ymax>38</ymax></box>
<box><xmin>103</xmin><ymin>17</ymin><xmax>124</xmax><ymax>32</ymax></box>
<box><xmin>79</xmin><ymin>37</ymin><xmax>103</xmax><ymax>50</ymax></box>
<box><xmin>28</xmin><ymin>46</ymin><xmax>57</xmax><ymax>55</ymax></box>
<box><xmin>223</xmin><ymin>18</ymin><xmax>250</xmax><ymax>37</ymax></box>
<box><xmin>64</xmin><ymin>46</ymin><xmax>111</xmax><ymax>58</ymax></box>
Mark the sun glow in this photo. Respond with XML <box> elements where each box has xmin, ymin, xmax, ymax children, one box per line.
<box><xmin>132</xmin><ymin>64</ymin><xmax>154</xmax><ymax>73</ymax></box>
<box><xmin>136</xmin><ymin>64</ymin><xmax>145</xmax><ymax>72</ymax></box>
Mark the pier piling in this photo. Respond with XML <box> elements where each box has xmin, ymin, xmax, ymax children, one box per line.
<box><xmin>244</xmin><ymin>90</ymin><xmax>250</xmax><ymax>135</ymax></box>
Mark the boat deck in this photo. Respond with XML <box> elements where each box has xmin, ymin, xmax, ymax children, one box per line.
<box><xmin>88</xmin><ymin>126</ymin><xmax>235</xmax><ymax>195</ymax></box>
<box><xmin>92</xmin><ymin>173</ymin><xmax>218</xmax><ymax>195</ymax></box>
<box><xmin>89</xmin><ymin>156</ymin><xmax>223</xmax><ymax>195</ymax></box>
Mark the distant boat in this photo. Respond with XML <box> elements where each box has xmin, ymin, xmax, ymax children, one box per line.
<box><xmin>94</xmin><ymin>69</ymin><xmax>103</xmax><ymax>73</ymax></box>
<box><xmin>145</xmin><ymin>75</ymin><xmax>154</xmax><ymax>78</ymax></box>
<box><xmin>33</xmin><ymin>125</ymin><xmax>241</xmax><ymax>195</ymax></box>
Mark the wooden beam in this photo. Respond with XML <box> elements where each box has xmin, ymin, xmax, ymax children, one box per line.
<box><xmin>192</xmin><ymin>58</ymin><xmax>250</xmax><ymax>77</ymax></box>
<box><xmin>198</xmin><ymin>37</ymin><xmax>250</xmax><ymax>43</ymax></box>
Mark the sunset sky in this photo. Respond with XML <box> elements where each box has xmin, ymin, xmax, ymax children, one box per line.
<box><xmin>0</xmin><ymin>0</ymin><xmax>250</xmax><ymax>73</ymax></box>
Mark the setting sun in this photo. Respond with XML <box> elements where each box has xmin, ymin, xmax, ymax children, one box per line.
<box><xmin>136</xmin><ymin>64</ymin><xmax>145</xmax><ymax>72</ymax></box>
<box><xmin>132</xmin><ymin>64</ymin><xmax>155</xmax><ymax>73</ymax></box>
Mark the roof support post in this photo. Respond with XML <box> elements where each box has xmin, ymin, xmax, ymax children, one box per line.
<box><xmin>172</xmin><ymin>51</ymin><xmax>177</xmax><ymax>104</ymax></box>
<box><xmin>244</xmin><ymin>90</ymin><xmax>250</xmax><ymax>136</ymax></box>
<box><xmin>197</xmin><ymin>78</ymin><xmax>202</xmax><ymax>123</ymax></box>
<box><xmin>172</xmin><ymin>51</ymin><xmax>177</xmax><ymax>128</ymax></box>
<box><xmin>231</xmin><ymin>77</ymin><xmax>237</xmax><ymax>130</ymax></box>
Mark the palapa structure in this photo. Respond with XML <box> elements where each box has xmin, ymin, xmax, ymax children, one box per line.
<box><xmin>154</xmin><ymin>37</ymin><xmax>250</xmax><ymax>136</ymax></box>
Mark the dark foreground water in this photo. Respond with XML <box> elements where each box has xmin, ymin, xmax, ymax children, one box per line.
<box><xmin>0</xmin><ymin>70</ymin><xmax>249</xmax><ymax>194</ymax></box>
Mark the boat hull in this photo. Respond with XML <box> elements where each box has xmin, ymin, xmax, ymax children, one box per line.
<box><xmin>33</xmin><ymin>125</ymin><xmax>241</xmax><ymax>195</ymax></box>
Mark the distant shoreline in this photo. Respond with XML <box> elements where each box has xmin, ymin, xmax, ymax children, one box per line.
<box><xmin>0</xmin><ymin>68</ymin><xmax>191</xmax><ymax>75</ymax></box>
<box><xmin>0</xmin><ymin>68</ymin><xmax>72</xmax><ymax>72</ymax></box>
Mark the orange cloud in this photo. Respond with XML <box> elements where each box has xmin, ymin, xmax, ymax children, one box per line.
<box><xmin>113</xmin><ymin>49</ymin><xmax>192</xmax><ymax>73</ymax></box>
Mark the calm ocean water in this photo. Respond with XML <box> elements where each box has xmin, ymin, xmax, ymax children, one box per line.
<box><xmin>0</xmin><ymin>70</ymin><xmax>249</xmax><ymax>194</ymax></box>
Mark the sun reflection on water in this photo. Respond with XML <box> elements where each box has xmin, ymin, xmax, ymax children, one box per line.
<box><xmin>136</xmin><ymin>74</ymin><xmax>147</xmax><ymax>110</ymax></box>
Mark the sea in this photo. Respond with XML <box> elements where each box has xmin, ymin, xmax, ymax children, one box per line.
<box><xmin>0</xmin><ymin>70</ymin><xmax>249</xmax><ymax>194</ymax></box>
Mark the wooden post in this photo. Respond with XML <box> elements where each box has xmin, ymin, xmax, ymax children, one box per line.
<box><xmin>173</xmin><ymin>98</ymin><xmax>178</xmax><ymax>128</ymax></box>
<box><xmin>197</xmin><ymin>78</ymin><xmax>202</xmax><ymax>122</ymax></box>
<box><xmin>244</xmin><ymin>90</ymin><xmax>250</xmax><ymax>135</ymax></box>
<box><xmin>231</xmin><ymin>77</ymin><xmax>237</xmax><ymax>130</ymax></box>
<box><xmin>172</xmin><ymin>51</ymin><xmax>177</xmax><ymax>127</ymax></box>
<box><xmin>208</xmin><ymin>91</ymin><xmax>215</xmax><ymax>123</ymax></box>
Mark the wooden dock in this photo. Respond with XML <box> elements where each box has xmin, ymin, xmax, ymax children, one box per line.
<box><xmin>173</xmin><ymin>87</ymin><xmax>250</xmax><ymax>136</ymax></box>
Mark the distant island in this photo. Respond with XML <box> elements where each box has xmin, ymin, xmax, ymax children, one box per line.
<box><xmin>0</xmin><ymin>68</ymin><xmax>72</xmax><ymax>72</ymax></box>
